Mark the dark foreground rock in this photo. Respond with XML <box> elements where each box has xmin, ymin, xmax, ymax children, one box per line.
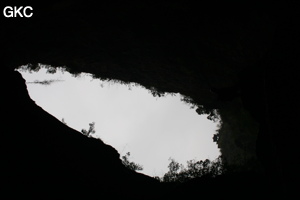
<box><xmin>2</xmin><ymin>70</ymin><xmax>161</xmax><ymax>199</ymax></box>
<box><xmin>1</xmin><ymin>1</ymin><xmax>299</xmax><ymax>199</ymax></box>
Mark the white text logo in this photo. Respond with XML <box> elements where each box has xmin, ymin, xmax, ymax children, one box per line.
<box><xmin>3</xmin><ymin>6</ymin><xmax>33</xmax><ymax>18</ymax></box>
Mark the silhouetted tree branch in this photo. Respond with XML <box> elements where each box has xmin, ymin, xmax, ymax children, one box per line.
<box><xmin>26</xmin><ymin>79</ymin><xmax>64</xmax><ymax>85</ymax></box>
<box><xmin>160</xmin><ymin>156</ymin><xmax>224</xmax><ymax>183</ymax></box>
<box><xmin>81</xmin><ymin>122</ymin><xmax>96</xmax><ymax>137</ymax></box>
<box><xmin>121</xmin><ymin>152</ymin><xmax>143</xmax><ymax>171</ymax></box>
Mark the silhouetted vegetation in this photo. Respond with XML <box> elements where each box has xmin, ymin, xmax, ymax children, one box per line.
<box><xmin>26</xmin><ymin>79</ymin><xmax>64</xmax><ymax>85</ymax></box>
<box><xmin>121</xmin><ymin>152</ymin><xmax>143</xmax><ymax>171</ymax></box>
<box><xmin>81</xmin><ymin>122</ymin><xmax>96</xmax><ymax>137</ymax></box>
<box><xmin>196</xmin><ymin>105</ymin><xmax>220</xmax><ymax>122</ymax></box>
<box><xmin>17</xmin><ymin>63</ymin><xmax>66</xmax><ymax>74</ymax></box>
<box><xmin>5</xmin><ymin>1</ymin><xmax>299</xmax><ymax>197</ymax></box>
<box><xmin>61</xmin><ymin>118</ymin><xmax>67</xmax><ymax>125</ymax></box>
<box><xmin>159</xmin><ymin>156</ymin><xmax>224</xmax><ymax>183</ymax></box>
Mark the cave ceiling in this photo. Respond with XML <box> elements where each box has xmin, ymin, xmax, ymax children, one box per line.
<box><xmin>2</xmin><ymin>1</ymin><xmax>281</xmax><ymax>107</ymax></box>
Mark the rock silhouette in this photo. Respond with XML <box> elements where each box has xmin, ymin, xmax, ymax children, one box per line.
<box><xmin>2</xmin><ymin>70</ymin><xmax>159</xmax><ymax>199</ymax></box>
<box><xmin>1</xmin><ymin>1</ymin><xmax>299</xmax><ymax>199</ymax></box>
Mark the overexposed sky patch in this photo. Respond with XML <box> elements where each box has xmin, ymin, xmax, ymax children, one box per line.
<box><xmin>17</xmin><ymin>66</ymin><xmax>220</xmax><ymax>177</ymax></box>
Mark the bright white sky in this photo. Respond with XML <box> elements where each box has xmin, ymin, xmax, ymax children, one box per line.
<box><xmin>17</xmin><ymin>66</ymin><xmax>220</xmax><ymax>177</ymax></box>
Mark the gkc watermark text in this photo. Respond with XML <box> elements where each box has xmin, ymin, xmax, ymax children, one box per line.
<box><xmin>3</xmin><ymin>6</ymin><xmax>33</xmax><ymax>18</ymax></box>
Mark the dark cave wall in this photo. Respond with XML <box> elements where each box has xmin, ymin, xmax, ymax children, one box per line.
<box><xmin>2</xmin><ymin>1</ymin><xmax>278</xmax><ymax>113</ymax></box>
<box><xmin>2</xmin><ymin>1</ymin><xmax>299</xmax><ymax>198</ymax></box>
<box><xmin>3</xmin><ymin>2</ymin><xmax>275</xmax><ymax>90</ymax></box>
<box><xmin>1</xmin><ymin>70</ymin><xmax>160</xmax><ymax>199</ymax></box>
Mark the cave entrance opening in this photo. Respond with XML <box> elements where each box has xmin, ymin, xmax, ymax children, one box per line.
<box><xmin>17</xmin><ymin>64</ymin><xmax>220</xmax><ymax>177</ymax></box>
